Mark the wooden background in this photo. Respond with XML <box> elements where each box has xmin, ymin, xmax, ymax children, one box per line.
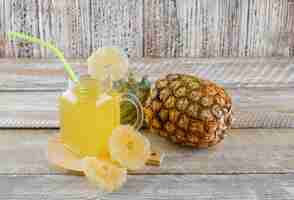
<box><xmin>0</xmin><ymin>0</ymin><xmax>294</xmax><ymax>58</ymax></box>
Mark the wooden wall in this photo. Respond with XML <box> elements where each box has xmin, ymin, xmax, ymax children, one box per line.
<box><xmin>0</xmin><ymin>0</ymin><xmax>293</xmax><ymax>58</ymax></box>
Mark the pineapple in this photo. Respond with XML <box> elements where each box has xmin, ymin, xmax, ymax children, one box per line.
<box><xmin>144</xmin><ymin>74</ymin><xmax>233</xmax><ymax>148</ymax></box>
<box><xmin>114</xmin><ymin>73</ymin><xmax>151</xmax><ymax>126</ymax></box>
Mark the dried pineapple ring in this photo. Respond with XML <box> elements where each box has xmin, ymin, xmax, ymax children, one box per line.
<box><xmin>82</xmin><ymin>157</ymin><xmax>127</xmax><ymax>192</ymax></box>
<box><xmin>87</xmin><ymin>47</ymin><xmax>129</xmax><ymax>81</ymax></box>
<box><xmin>109</xmin><ymin>125</ymin><xmax>151</xmax><ymax>170</ymax></box>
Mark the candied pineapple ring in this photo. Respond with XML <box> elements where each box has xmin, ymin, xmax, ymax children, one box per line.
<box><xmin>82</xmin><ymin>157</ymin><xmax>127</xmax><ymax>192</ymax></box>
<box><xmin>87</xmin><ymin>47</ymin><xmax>129</xmax><ymax>82</ymax></box>
<box><xmin>109</xmin><ymin>125</ymin><xmax>151</xmax><ymax>170</ymax></box>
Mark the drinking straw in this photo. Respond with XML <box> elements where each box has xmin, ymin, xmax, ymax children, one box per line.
<box><xmin>7</xmin><ymin>32</ymin><xmax>79</xmax><ymax>82</ymax></box>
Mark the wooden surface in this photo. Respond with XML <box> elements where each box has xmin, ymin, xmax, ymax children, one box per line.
<box><xmin>2</xmin><ymin>88</ymin><xmax>294</xmax><ymax>128</ymax></box>
<box><xmin>1</xmin><ymin>0</ymin><xmax>294</xmax><ymax>58</ymax></box>
<box><xmin>1</xmin><ymin>58</ymin><xmax>294</xmax><ymax>199</ymax></box>
<box><xmin>1</xmin><ymin>174</ymin><xmax>294</xmax><ymax>200</ymax></box>
<box><xmin>0</xmin><ymin>129</ymin><xmax>294</xmax><ymax>199</ymax></box>
<box><xmin>0</xmin><ymin>129</ymin><xmax>294</xmax><ymax>175</ymax></box>
<box><xmin>0</xmin><ymin>0</ymin><xmax>143</xmax><ymax>58</ymax></box>
<box><xmin>1</xmin><ymin>58</ymin><xmax>294</xmax><ymax>128</ymax></box>
<box><xmin>144</xmin><ymin>0</ymin><xmax>294</xmax><ymax>57</ymax></box>
<box><xmin>1</xmin><ymin>58</ymin><xmax>294</xmax><ymax>91</ymax></box>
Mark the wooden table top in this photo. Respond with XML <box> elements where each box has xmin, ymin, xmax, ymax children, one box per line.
<box><xmin>1</xmin><ymin>58</ymin><xmax>294</xmax><ymax>199</ymax></box>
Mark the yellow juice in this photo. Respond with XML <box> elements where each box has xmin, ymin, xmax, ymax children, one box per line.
<box><xmin>60</xmin><ymin>77</ymin><xmax>120</xmax><ymax>158</ymax></box>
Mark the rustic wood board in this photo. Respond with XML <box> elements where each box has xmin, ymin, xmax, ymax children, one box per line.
<box><xmin>2</xmin><ymin>88</ymin><xmax>294</xmax><ymax>113</ymax></box>
<box><xmin>145</xmin><ymin>0</ymin><xmax>294</xmax><ymax>57</ymax></box>
<box><xmin>1</xmin><ymin>58</ymin><xmax>294</xmax><ymax>128</ymax></box>
<box><xmin>0</xmin><ymin>58</ymin><xmax>294</xmax><ymax>198</ymax></box>
<box><xmin>1</xmin><ymin>174</ymin><xmax>294</xmax><ymax>199</ymax></box>
<box><xmin>1</xmin><ymin>1</ymin><xmax>294</xmax><ymax>58</ymax></box>
<box><xmin>2</xmin><ymin>87</ymin><xmax>294</xmax><ymax>128</ymax></box>
<box><xmin>0</xmin><ymin>0</ymin><xmax>143</xmax><ymax>58</ymax></box>
<box><xmin>0</xmin><ymin>129</ymin><xmax>293</xmax><ymax>175</ymax></box>
<box><xmin>1</xmin><ymin>58</ymin><xmax>294</xmax><ymax>91</ymax></box>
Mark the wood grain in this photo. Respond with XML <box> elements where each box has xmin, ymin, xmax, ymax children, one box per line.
<box><xmin>2</xmin><ymin>87</ymin><xmax>294</xmax><ymax>128</ymax></box>
<box><xmin>0</xmin><ymin>59</ymin><xmax>86</xmax><ymax>91</ymax></box>
<box><xmin>3</xmin><ymin>0</ymin><xmax>41</xmax><ymax>58</ymax></box>
<box><xmin>0</xmin><ymin>0</ymin><xmax>293</xmax><ymax>58</ymax></box>
<box><xmin>89</xmin><ymin>0</ymin><xmax>143</xmax><ymax>58</ymax></box>
<box><xmin>1</xmin><ymin>58</ymin><xmax>294</xmax><ymax>128</ymax></box>
<box><xmin>287</xmin><ymin>0</ymin><xmax>294</xmax><ymax>56</ymax></box>
<box><xmin>1</xmin><ymin>58</ymin><xmax>294</xmax><ymax>91</ymax></box>
<box><xmin>0</xmin><ymin>129</ymin><xmax>294</xmax><ymax>175</ymax></box>
<box><xmin>144</xmin><ymin>0</ymin><xmax>294</xmax><ymax>57</ymax></box>
<box><xmin>0</xmin><ymin>0</ymin><xmax>5</xmax><ymax>57</ymax></box>
<box><xmin>0</xmin><ymin>54</ymin><xmax>293</xmax><ymax>199</ymax></box>
<box><xmin>0</xmin><ymin>0</ymin><xmax>143</xmax><ymax>58</ymax></box>
<box><xmin>1</xmin><ymin>174</ymin><xmax>294</xmax><ymax>199</ymax></box>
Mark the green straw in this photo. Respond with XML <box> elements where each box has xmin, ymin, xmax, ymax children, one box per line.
<box><xmin>7</xmin><ymin>32</ymin><xmax>79</xmax><ymax>82</ymax></box>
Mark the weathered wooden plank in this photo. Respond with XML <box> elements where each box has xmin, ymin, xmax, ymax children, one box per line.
<box><xmin>1</xmin><ymin>0</ymin><xmax>293</xmax><ymax>58</ymax></box>
<box><xmin>1</xmin><ymin>58</ymin><xmax>294</xmax><ymax>128</ymax></box>
<box><xmin>64</xmin><ymin>0</ymin><xmax>91</xmax><ymax>58</ymax></box>
<box><xmin>144</xmin><ymin>0</ymin><xmax>293</xmax><ymax>57</ymax></box>
<box><xmin>37</xmin><ymin>0</ymin><xmax>68</xmax><ymax>58</ymax></box>
<box><xmin>287</xmin><ymin>0</ymin><xmax>294</xmax><ymax>56</ymax></box>
<box><xmin>90</xmin><ymin>0</ymin><xmax>143</xmax><ymax>57</ymax></box>
<box><xmin>0</xmin><ymin>59</ymin><xmax>86</xmax><ymax>90</ymax></box>
<box><xmin>1</xmin><ymin>58</ymin><xmax>294</xmax><ymax>90</ymax></box>
<box><xmin>1</xmin><ymin>87</ymin><xmax>294</xmax><ymax>128</ymax></box>
<box><xmin>0</xmin><ymin>129</ymin><xmax>294</xmax><ymax>175</ymax></box>
<box><xmin>1</xmin><ymin>174</ymin><xmax>294</xmax><ymax>199</ymax></box>
<box><xmin>4</xmin><ymin>0</ymin><xmax>41</xmax><ymax>58</ymax></box>
<box><xmin>143</xmin><ymin>0</ymin><xmax>179</xmax><ymax>57</ymax></box>
<box><xmin>1</xmin><ymin>0</ymin><xmax>143</xmax><ymax>58</ymax></box>
<box><xmin>0</xmin><ymin>0</ymin><xmax>5</xmax><ymax>57</ymax></box>
<box><xmin>247</xmin><ymin>0</ymin><xmax>289</xmax><ymax>57</ymax></box>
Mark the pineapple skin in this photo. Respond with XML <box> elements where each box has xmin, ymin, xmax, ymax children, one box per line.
<box><xmin>144</xmin><ymin>74</ymin><xmax>233</xmax><ymax>148</ymax></box>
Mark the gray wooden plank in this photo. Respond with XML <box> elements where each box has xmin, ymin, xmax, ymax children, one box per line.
<box><xmin>1</xmin><ymin>174</ymin><xmax>294</xmax><ymax>199</ymax></box>
<box><xmin>2</xmin><ymin>87</ymin><xmax>294</xmax><ymax>128</ymax></box>
<box><xmin>89</xmin><ymin>0</ymin><xmax>144</xmax><ymax>57</ymax></box>
<box><xmin>1</xmin><ymin>0</ymin><xmax>143</xmax><ymax>58</ymax></box>
<box><xmin>0</xmin><ymin>58</ymin><xmax>294</xmax><ymax>128</ymax></box>
<box><xmin>4</xmin><ymin>0</ymin><xmax>41</xmax><ymax>58</ymax></box>
<box><xmin>0</xmin><ymin>129</ymin><xmax>294</xmax><ymax>175</ymax></box>
<box><xmin>143</xmin><ymin>0</ymin><xmax>293</xmax><ymax>57</ymax></box>
<box><xmin>0</xmin><ymin>0</ymin><xmax>5</xmax><ymax>57</ymax></box>
<box><xmin>1</xmin><ymin>58</ymin><xmax>294</xmax><ymax>91</ymax></box>
<box><xmin>287</xmin><ymin>1</ymin><xmax>294</xmax><ymax>56</ymax></box>
<box><xmin>1</xmin><ymin>0</ymin><xmax>293</xmax><ymax>58</ymax></box>
<box><xmin>0</xmin><ymin>59</ymin><xmax>86</xmax><ymax>91</ymax></box>
<box><xmin>37</xmin><ymin>0</ymin><xmax>69</xmax><ymax>58</ymax></box>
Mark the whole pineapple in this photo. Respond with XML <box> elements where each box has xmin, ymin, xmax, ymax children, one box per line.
<box><xmin>144</xmin><ymin>74</ymin><xmax>233</xmax><ymax>148</ymax></box>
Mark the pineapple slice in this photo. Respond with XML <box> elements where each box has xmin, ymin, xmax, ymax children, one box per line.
<box><xmin>109</xmin><ymin>125</ymin><xmax>151</xmax><ymax>170</ymax></box>
<box><xmin>87</xmin><ymin>47</ymin><xmax>129</xmax><ymax>82</ymax></box>
<box><xmin>82</xmin><ymin>157</ymin><xmax>127</xmax><ymax>192</ymax></box>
